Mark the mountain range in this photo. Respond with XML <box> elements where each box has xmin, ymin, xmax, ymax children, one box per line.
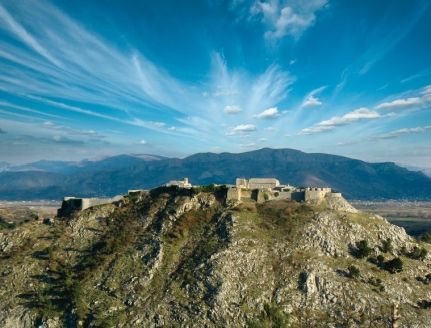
<box><xmin>1</xmin><ymin>148</ymin><xmax>431</xmax><ymax>200</ymax></box>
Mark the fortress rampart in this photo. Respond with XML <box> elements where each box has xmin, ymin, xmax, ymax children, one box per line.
<box><xmin>57</xmin><ymin>195</ymin><xmax>123</xmax><ymax>218</ymax></box>
<box><xmin>227</xmin><ymin>179</ymin><xmax>339</xmax><ymax>204</ymax></box>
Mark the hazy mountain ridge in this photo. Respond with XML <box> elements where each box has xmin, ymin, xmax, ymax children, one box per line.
<box><xmin>1</xmin><ymin>148</ymin><xmax>431</xmax><ymax>200</ymax></box>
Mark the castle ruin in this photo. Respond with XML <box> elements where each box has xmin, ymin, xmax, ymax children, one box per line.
<box><xmin>228</xmin><ymin>177</ymin><xmax>341</xmax><ymax>203</ymax></box>
<box><xmin>57</xmin><ymin>195</ymin><xmax>123</xmax><ymax>218</ymax></box>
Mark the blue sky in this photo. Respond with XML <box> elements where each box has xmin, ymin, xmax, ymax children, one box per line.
<box><xmin>0</xmin><ymin>0</ymin><xmax>430</xmax><ymax>168</ymax></box>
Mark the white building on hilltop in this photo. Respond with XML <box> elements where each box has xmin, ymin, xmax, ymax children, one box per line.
<box><xmin>165</xmin><ymin>177</ymin><xmax>192</xmax><ymax>188</ymax></box>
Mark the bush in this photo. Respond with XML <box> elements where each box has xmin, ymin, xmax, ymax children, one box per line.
<box><xmin>247</xmin><ymin>303</ymin><xmax>290</xmax><ymax>328</ymax></box>
<box><xmin>347</xmin><ymin>265</ymin><xmax>360</xmax><ymax>279</ymax></box>
<box><xmin>367</xmin><ymin>277</ymin><xmax>385</xmax><ymax>292</ymax></box>
<box><xmin>354</xmin><ymin>240</ymin><xmax>372</xmax><ymax>259</ymax></box>
<box><xmin>408</xmin><ymin>246</ymin><xmax>428</xmax><ymax>261</ymax></box>
<box><xmin>381</xmin><ymin>239</ymin><xmax>393</xmax><ymax>253</ymax></box>
<box><xmin>416</xmin><ymin>273</ymin><xmax>431</xmax><ymax>285</ymax></box>
<box><xmin>384</xmin><ymin>257</ymin><xmax>403</xmax><ymax>273</ymax></box>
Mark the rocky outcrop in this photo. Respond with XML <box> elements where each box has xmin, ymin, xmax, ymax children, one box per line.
<box><xmin>0</xmin><ymin>189</ymin><xmax>430</xmax><ymax>327</ymax></box>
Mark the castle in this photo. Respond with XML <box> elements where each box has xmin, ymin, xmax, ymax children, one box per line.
<box><xmin>226</xmin><ymin>177</ymin><xmax>341</xmax><ymax>203</ymax></box>
<box><xmin>57</xmin><ymin>177</ymin><xmax>342</xmax><ymax>217</ymax></box>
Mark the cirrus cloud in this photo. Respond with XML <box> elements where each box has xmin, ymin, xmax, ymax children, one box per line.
<box><xmin>224</xmin><ymin>105</ymin><xmax>242</xmax><ymax>114</ymax></box>
<box><xmin>300</xmin><ymin>108</ymin><xmax>381</xmax><ymax>135</ymax></box>
<box><xmin>375</xmin><ymin>97</ymin><xmax>422</xmax><ymax>110</ymax></box>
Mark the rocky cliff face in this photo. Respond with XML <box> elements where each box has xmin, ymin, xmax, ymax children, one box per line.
<box><xmin>0</xmin><ymin>187</ymin><xmax>430</xmax><ymax>327</ymax></box>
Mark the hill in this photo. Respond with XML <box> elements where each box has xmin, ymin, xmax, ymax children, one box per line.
<box><xmin>0</xmin><ymin>187</ymin><xmax>430</xmax><ymax>327</ymax></box>
<box><xmin>1</xmin><ymin>148</ymin><xmax>431</xmax><ymax>200</ymax></box>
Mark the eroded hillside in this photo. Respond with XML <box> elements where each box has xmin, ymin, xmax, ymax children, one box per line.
<box><xmin>0</xmin><ymin>187</ymin><xmax>430</xmax><ymax>327</ymax></box>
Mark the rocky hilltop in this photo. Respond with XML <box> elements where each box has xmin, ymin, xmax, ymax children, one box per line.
<box><xmin>0</xmin><ymin>187</ymin><xmax>430</xmax><ymax>327</ymax></box>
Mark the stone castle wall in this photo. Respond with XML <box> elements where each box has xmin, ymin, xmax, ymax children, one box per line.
<box><xmin>304</xmin><ymin>188</ymin><xmax>332</xmax><ymax>202</ymax></box>
<box><xmin>57</xmin><ymin>195</ymin><xmax>123</xmax><ymax>217</ymax></box>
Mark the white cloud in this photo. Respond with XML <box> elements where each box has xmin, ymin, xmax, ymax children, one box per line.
<box><xmin>227</xmin><ymin>124</ymin><xmax>256</xmax><ymax>135</ymax></box>
<box><xmin>302</xmin><ymin>95</ymin><xmax>322</xmax><ymax>108</ymax></box>
<box><xmin>375</xmin><ymin>125</ymin><xmax>431</xmax><ymax>140</ymax></box>
<box><xmin>153</xmin><ymin>122</ymin><xmax>166</xmax><ymax>128</ymax></box>
<box><xmin>300</xmin><ymin>108</ymin><xmax>381</xmax><ymax>135</ymax></box>
<box><xmin>375</xmin><ymin>97</ymin><xmax>422</xmax><ymax>110</ymax></box>
<box><xmin>250</xmin><ymin>0</ymin><xmax>328</xmax><ymax>40</ymax></box>
<box><xmin>301</xmin><ymin>86</ymin><xmax>326</xmax><ymax>108</ymax></box>
<box><xmin>139</xmin><ymin>139</ymin><xmax>147</xmax><ymax>145</ymax></box>
<box><xmin>224</xmin><ymin>105</ymin><xmax>242</xmax><ymax>114</ymax></box>
<box><xmin>254</xmin><ymin>107</ymin><xmax>279</xmax><ymax>119</ymax></box>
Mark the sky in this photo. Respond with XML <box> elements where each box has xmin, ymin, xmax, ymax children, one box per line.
<box><xmin>0</xmin><ymin>0</ymin><xmax>430</xmax><ymax>168</ymax></box>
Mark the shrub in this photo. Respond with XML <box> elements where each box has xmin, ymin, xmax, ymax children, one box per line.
<box><xmin>247</xmin><ymin>303</ymin><xmax>290</xmax><ymax>328</ymax></box>
<box><xmin>377</xmin><ymin>255</ymin><xmax>385</xmax><ymax>264</ymax></box>
<box><xmin>416</xmin><ymin>273</ymin><xmax>431</xmax><ymax>285</ymax></box>
<box><xmin>384</xmin><ymin>257</ymin><xmax>403</xmax><ymax>273</ymax></box>
<box><xmin>408</xmin><ymin>246</ymin><xmax>428</xmax><ymax>261</ymax></box>
<box><xmin>367</xmin><ymin>277</ymin><xmax>385</xmax><ymax>292</ymax></box>
<box><xmin>347</xmin><ymin>265</ymin><xmax>360</xmax><ymax>279</ymax></box>
<box><xmin>381</xmin><ymin>239</ymin><xmax>393</xmax><ymax>253</ymax></box>
<box><xmin>354</xmin><ymin>240</ymin><xmax>372</xmax><ymax>259</ymax></box>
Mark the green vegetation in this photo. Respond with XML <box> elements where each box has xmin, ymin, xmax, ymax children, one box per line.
<box><xmin>381</xmin><ymin>239</ymin><xmax>393</xmax><ymax>253</ymax></box>
<box><xmin>247</xmin><ymin>303</ymin><xmax>291</xmax><ymax>328</ymax></box>
<box><xmin>416</xmin><ymin>273</ymin><xmax>431</xmax><ymax>285</ymax></box>
<box><xmin>384</xmin><ymin>257</ymin><xmax>403</xmax><ymax>273</ymax></box>
<box><xmin>0</xmin><ymin>217</ymin><xmax>16</xmax><ymax>229</ymax></box>
<box><xmin>405</xmin><ymin>246</ymin><xmax>428</xmax><ymax>261</ymax></box>
<box><xmin>346</xmin><ymin>265</ymin><xmax>360</xmax><ymax>279</ymax></box>
<box><xmin>353</xmin><ymin>240</ymin><xmax>372</xmax><ymax>259</ymax></box>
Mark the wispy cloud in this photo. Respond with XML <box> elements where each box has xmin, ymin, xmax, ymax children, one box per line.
<box><xmin>337</xmin><ymin>125</ymin><xmax>431</xmax><ymax>146</ymax></box>
<box><xmin>0</xmin><ymin>1</ymin><xmax>295</xmax><ymax>147</ymax></box>
<box><xmin>373</xmin><ymin>125</ymin><xmax>431</xmax><ymax>140</ymax></box>
<box><xmin>375</xmin><ymin>85</ymin><xmax>431</xmax><ymax>110</ymax></box>
<box><xmin>0</xmin><ymin>4</ymin><xmax>62</xmax><ymax>67</ymax></box>
<box><xmin>375</xmin><ymin>97</ymin><xmax>422</xmax><ymax>110</ymax></box>
<box><xmin>301</xmin><ymin>86</ymin><xmax>326</xmax><ymax>108</ymax></box>
<box><xmin>224</xmin><ymin>105</ymin><xmax>242</xmax><ymax>114</ymax></box>
<box><xmin>300</xmin><ymin>108</ymin><xmax>381</xmax><ymax>135</ymax></box>
<box><xmin>43</xmin><ymin>121</ymin><xmax>106</xmax><ymax>140</ymax></box>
